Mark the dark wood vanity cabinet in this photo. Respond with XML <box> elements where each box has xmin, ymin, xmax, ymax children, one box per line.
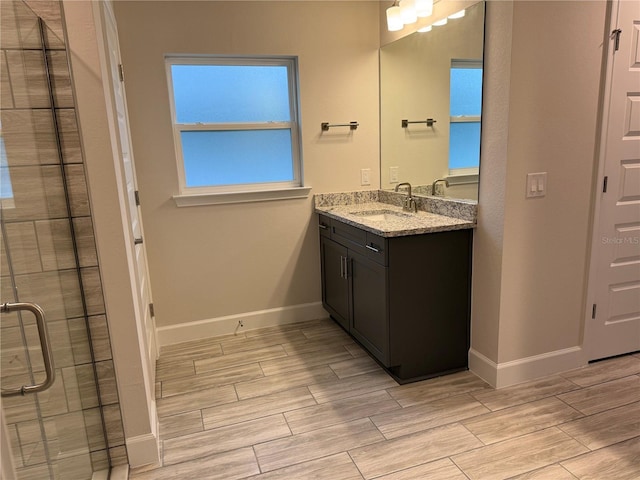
<box><xmin>319</xmin><ymin>214</ymin><xmax>472</xmax><ymax>383</ymax></box>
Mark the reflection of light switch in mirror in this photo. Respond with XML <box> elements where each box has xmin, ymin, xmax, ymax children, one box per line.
<box><xmin>526</xmin><ymin>172</ymin><xmax>547</xmax><ymax>198</ymax></box>
<box><xmin>390</xmin><ymin>166</ymin><xmax>399</xmax><ymax>183</ymax></box>
<box><xmin>361</xmin><ymin>168</ymin><xmax>371</xmax><ymax>186</ymax></box>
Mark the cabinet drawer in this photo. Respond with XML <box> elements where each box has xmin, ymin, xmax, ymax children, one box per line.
<box><xmin>365</xmin><ymin>232</ymin><xmax>388</xmax><ymax>266</ymax></box>
<box><xmin>318</xmin><ymin>214</ymin><xmax>331</xmax><ymax>238</ymax></box>
<box><xmin>331</xmin><ymin>219</ymin><xmax>367</xmax><ymax>251</ymax></box>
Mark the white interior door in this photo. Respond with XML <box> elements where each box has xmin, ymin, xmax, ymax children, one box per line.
<box><xmin>99</xmin><ymin>1</ymin><xmax>158</xmax><ymax>381</ymax></box>
<box><xmin>587</xmin><ymin>0</ymin><xmax>640</xmax><ymax>361</ymax></box>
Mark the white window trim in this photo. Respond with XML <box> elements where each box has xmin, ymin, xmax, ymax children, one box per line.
<box><xmin>446</xmin><ymin>171</ymin><xmax>479</xmax><ymax>185</ymax></box>
<box><xmin>165</xmin><ymin>55</ymin><xmax>305</xmax><ymax>205</ymax></box>
<box><xmin>173</xmin><ymin>186</ymin><xmax>312</xmax><ymax>207</ymax></box>
<box><xmin>450</xmin><ymin>115</ymin><xmax>481</xmax><ymax>123</ymax></box>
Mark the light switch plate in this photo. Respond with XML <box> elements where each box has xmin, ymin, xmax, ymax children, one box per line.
<box><xmin>526</xmin><ymin>172</ymin><xmax>547</xmax><ymax>198</ymax></box>
<box><xmin>390</xmin><ymin>166</ymin><xmax>399</xmax><ymax>183</ymax></box>
<box><xmin>361</xmin><ymin>168</ymin><xmax>371</xmax><ymax>186</ymax></box>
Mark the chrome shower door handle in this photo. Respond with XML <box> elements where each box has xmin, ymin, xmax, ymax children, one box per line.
<box><xmin>1</xmin><ymin>302</ymin><xmax>55</xmax><ymax>397</ymax></box>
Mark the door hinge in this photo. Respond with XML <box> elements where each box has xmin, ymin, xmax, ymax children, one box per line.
<box><xmin>603</xmin><ymin>176</ymin><xmax>608</xmax><ymax>193</ymax></box>
<box><xmin>612</xmin><ymin>28</ymin><xmax>622</xmax><ymax>51</ymax></box>
<box><xmin>134</xmin><ymin>190</ymin><xmax>140</xmax><ymax>206</ymax></box>
<box><xmin>149</xmin><ymin>303</ymin><xmax>155</xmax><ymax>317</ymax></box>
<box><xmin>118</xmin><ymin>63</ymin><xmax>125</xmax><ymax>82</ymax></box>
<box><xmin>592</xmin><ymin>303</ymin><xmax>597</xmax><ymax>319</ymax></box>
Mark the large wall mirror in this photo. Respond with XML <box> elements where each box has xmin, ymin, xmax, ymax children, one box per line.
<box><xmin>380</xmin><ymin>1</ymin><xmax>485</xmax><ymax>201</ymax></box>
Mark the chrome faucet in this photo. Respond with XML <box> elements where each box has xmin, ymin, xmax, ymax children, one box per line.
<box><xmin>431</xmin><ymin>178</ymin><xmax>449</xmax><ymax>196</ymax></box>
<box><xmin>394</xmin><ymin>182</ymin><xmax>417</xmax><ymax>212</ymax></box>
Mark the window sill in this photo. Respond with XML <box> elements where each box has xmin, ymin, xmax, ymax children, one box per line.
<box><xmin>446</xmin><ymin>173</ymin><xmax>479</xmax><ymax>185</ymax></box>
<box><xmin>172</xmin><ymin>186</ymin><xmax>312</xmax><ymax>207</ymax></box>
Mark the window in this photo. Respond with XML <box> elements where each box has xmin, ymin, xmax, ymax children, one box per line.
<box><xmin>166</xmin><ymin>56</ymin><xmax>307</xmax><ymax>205</ymax></box>
<box><xmin>449</xmin><ymin>60</ymin><xmax>482</xmax><ymax>175</ymax></box>
<box><xmin>0</xmin><ymin>127</ymin><xmax>15</xmax><ymax>209</ymax></box>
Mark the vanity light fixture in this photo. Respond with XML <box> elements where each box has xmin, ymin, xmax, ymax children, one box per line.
<box><xmin>387</xmin><ymin>0</ymin><xmax>434</xmax><ymax>31</ymax></box>
<box><xmin>433</xmin><ymin>17</ymin><xmax>448</xmax><ymax>26</ymax></box>
<box><xmin>399</xmin><ymin>0</ymin><xmax>417</xmax><ymax>24</ymax></box>
<box><xmin>386</xmin><ymin>1</ymin><xmax>404</xmax><ymax>31</ymax></box>
<box><xmin>449</xmin><ymin>9</ymin><xmax>466</xmax><ymax>19</ymax></box>
<box><xmin>417</xmin><ymin>25</ymin><xmax>432</xmax><ymax>33</ymax></box>
<box><xmin>415</xmin><ymin>0</ymin><xmax>433</xmax><ymax>17</ymax></box>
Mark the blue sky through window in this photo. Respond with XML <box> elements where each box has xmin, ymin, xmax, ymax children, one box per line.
<box><xmin>0</xmin><ymin>134</ymin><xmax>13</xmax><ymax>200</ymax></box>
<box><xmin>450</xmin><ymin>67</ymin><xmax>482</xmax><ymax>117</ymax></box>
<box><xmin>171</xmin><ymin>65</ymin><xmax>291</xmax><ymax>124</ymax></box>
<box><xmin>181</xmin><ymin>130</ymin><xmax>293</xmax><ymax>187</ymax></box>
<box><xmin>450</xmin><ymin>65</ymin><xmax>482</xmax><ymax>170</ymax></box>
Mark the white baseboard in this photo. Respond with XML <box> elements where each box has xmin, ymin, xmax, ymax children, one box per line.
<box><xmin>126</xmin><ymin>432</ymin><xmax>160</xmax><ymax>468</ymax></box>
<box><xmin>469</xmin><ymin>346</ymin><xmax>586</xmax><ymax>389</ymax></box>
<box><xmin>125</xmin><ymin>403</ymin><xmax>160</xmax><ymax>468</ymax></box>
<box><xmin>468</xmin><ymin>348</ymin><xmax>499</xmax><ymax>387</ymax></box>
<box><xmin>156</xmin><ymin>302</ymin><xmax>328</xmax><ymax>347</ymax></box>
<box><xmin>109</xmin><ymin>465</ymin><xmax>129</xmax><ymax>480</ymax></box>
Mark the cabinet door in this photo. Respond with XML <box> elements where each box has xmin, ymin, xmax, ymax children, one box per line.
<box><xmin>349</xmin><ymin>250</ymin><xmax>390</xmax><ymax>366</ymax></box>
<box><xmin>320</xmin><ymin>236</ymin><xmax>349</xmax><ymax>330</ymax></box>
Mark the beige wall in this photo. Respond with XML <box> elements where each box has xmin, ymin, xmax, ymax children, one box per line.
<box><xmin>472</xmin><ymin>1</ymin><xmax>607</xmax><ymax>371</ymax></box>
<box><xmin>497</xmin><ymin>1</ymin><xmax>606</xmax><ymax>363</ymax></box>
<box><xmin>113</xmin><ymin>0</ymin><xmax>609</xmax><ymax>384</ymax></box>
<box><xmin>113</xmin><ymin>1</ymin><xmax>380</xmax><ymax>329</ymax></box>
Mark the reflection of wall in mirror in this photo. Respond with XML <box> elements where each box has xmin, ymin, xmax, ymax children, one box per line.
<box><xmin>380</xmin><ymin>2</ymin><xmax>484</xmax><ymax>200</ymax></box>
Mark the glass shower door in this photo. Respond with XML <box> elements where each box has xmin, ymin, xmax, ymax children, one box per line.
<box><xmin>1</xmin><ymin>1</ymin><xmax>109</xmax><ymax>478</ymax></box>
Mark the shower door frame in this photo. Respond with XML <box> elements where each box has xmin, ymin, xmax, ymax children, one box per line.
<box><xmin>0</xmin><ymin>1</ymin><xmax>119</xmax><ymax>477</ymax></box>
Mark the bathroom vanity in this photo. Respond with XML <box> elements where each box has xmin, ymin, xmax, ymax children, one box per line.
<box><xmin>315</xmin><ymin>191</ymin><xmax>476</xmax><ymax>383</ymax></box>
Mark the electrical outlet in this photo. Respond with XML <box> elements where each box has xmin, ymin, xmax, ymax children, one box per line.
<box><xmin>526</xmin><ymin>172</ymin><xmax>547</xmax><ymax>198</ymax></box>
<box><xmin>361</xmin><ymin>168</ymin><xmax>371</xmax><ymax>186</ymax></box>
<box><xmin>390</xmin><ymin>166</ymin><xmax>399</xmax><ymax>183</ymax></box>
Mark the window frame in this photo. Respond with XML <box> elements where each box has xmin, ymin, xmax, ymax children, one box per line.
<box><xmin>449</xmin><ymin>59</ymin><xmax>483</xmax><ymax>178</ymax></box>
<box><xmin>165</xmin><ymin>55</ymin><xmax>306</xmax><ymax>203</ymax></box>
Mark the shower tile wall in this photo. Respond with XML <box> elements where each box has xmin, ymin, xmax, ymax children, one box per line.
<box><xmin>1</xmin><ymin>0</ymin><xmax>127</xmax><ymax>476</ymax></box>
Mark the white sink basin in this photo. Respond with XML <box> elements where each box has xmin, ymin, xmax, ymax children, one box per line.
<box><xmin>352</xmin><ymin>210</ymin><xmax>412</xmax><ymax>222</ymax></box>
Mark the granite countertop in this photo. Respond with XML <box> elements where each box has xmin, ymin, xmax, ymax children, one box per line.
<box><xmin>315</xmin><ymin>201</ymin><xmax>475</xmax><ymax>237</ymax></box>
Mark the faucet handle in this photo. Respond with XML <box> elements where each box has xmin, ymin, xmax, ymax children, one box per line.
<box><xmin>402</xmin><ymin>196</ymin><xmax>417</xmax><ymax>213</ymax></box>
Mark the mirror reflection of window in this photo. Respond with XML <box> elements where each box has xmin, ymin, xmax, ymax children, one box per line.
<box><xmin>449</xmin><ymin>60</ymin><xmax>482</xmax><ymax>175</ymax></box>
<box><xmin>0</xmin><ymin>124</ymin><xmax>15</xmax><ymax>208</ymax></box>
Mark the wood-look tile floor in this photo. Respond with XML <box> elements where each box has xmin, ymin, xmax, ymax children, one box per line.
<box><xmin>130</xmin><ymin>318</ymin><xmax>640</xmax><ymax>480</ymax></box>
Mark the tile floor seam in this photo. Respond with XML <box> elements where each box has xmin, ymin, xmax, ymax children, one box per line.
<box><xmin>344</xmin><ymin>450</ymin><xmax>366</xmax><ymax>480</ymax></box>
<box><xmin>134</xmin><ymin>320</ymin><xmax>640</xmax><ymax>479</ymax></box>
<box><xmin>555</xmin><ymin>397</ymin><xmax>637</xmax><ymax>430</ymax></box>
<box><xmin>447</xmin><ymin>455</ymin><xmax>470</xmax><ymax>480</ymax></box>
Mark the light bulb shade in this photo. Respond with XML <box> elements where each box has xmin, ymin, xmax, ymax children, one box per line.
<box><xmin>433</xmin><ymin>18</ymin><xmax>448</xmax><ymax>26</ymax></box>
<box><xmin>399</xmin><ymin>0</ymin><xmax>417</xmax><ymax>24</ymax></box>
<box><xmin>386</xmin><ymin>5</ymin><xmax>403</xmax><ymax>31</ymax></box>
<box><xmin>415</xmin><ymin>0</ymin><xmax>433</xmax><ymax>17</ymax></box>
<box><xmin>417</xmin><ymin>25</ymin><xmax>432</xmax><ymax>32</ymax></box>
<box><xmin>449</xmin><ymin>9</ymin><xmax>466</xmax><ymax>19</ymax></box>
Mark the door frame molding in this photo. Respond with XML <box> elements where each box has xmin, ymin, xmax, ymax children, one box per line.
<box><xmin>583</xmin><ymin>0</ymin><xmax>619</xmax><ymax>361</ymax></box>
<box><xmin>62</xmin><ymin>0</ymin><xmax>160</xmax><ymax>467</ymax></box>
